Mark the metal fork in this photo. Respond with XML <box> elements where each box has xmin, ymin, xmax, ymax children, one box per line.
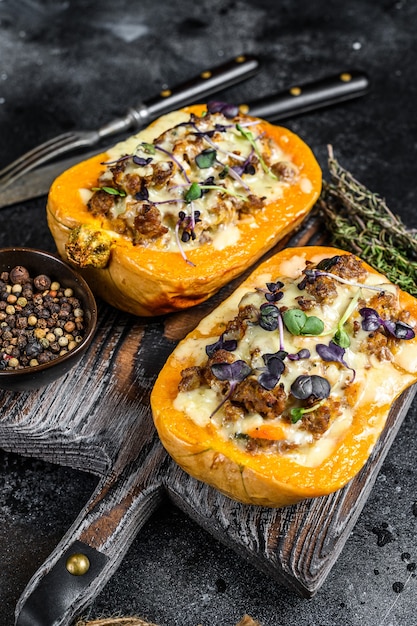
<box><xmin>0</xmin><ymin>54</ymin><xmax>259</xmax><ymax>189</ymax></box>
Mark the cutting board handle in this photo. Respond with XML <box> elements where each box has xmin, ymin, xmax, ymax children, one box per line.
<box><xmin>15</xmin><ymin>443</ymin><xmax>169</xmax><ymax>626</ymax></box>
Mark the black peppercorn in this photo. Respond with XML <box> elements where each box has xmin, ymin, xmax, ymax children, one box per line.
<box><xmin>0</xmin><ymin>268</ymin><xmax>85</xmax><ymax>370</ymax></box>
<box><xmin>33</xmin><ymin>274</ymin><xmax>52</xmax><ymax>291</ymax></box>
<box><xmin>9</xmin><ymin>266</ymin><xmax>30</xmax><ymax>285</ymax></box>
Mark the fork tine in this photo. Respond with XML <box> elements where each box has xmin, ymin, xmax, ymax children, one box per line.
<box><xmin>0</xmin><ymin>133</ymin><xmax>77</xmax><ymax>178</ymax></box>
<box><xmin>0</xmin><ymin>131</ymin><xmax>95</xmax><ymax>187</ymax></box>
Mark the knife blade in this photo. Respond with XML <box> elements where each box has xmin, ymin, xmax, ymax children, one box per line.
<box><xmin>0</xmin><ymin>70</ymin><xmax>369</xmax><ymax>209</ymax></box>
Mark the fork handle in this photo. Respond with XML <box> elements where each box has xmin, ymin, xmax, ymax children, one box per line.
<box><xmin>96</xmin><ymin>54</ymin><xmax>259</xmax><ymax>139</ymax></box>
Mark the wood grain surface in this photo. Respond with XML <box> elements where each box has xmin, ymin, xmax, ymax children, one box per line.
<box><xmin>0</xmin><ymin>213</ymin><xmax>415</xmax><ymax>625</ymax></box>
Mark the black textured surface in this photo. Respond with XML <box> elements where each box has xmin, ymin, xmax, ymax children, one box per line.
<box><xmin>1</xmin><ymin>1</ymin><xmax>417</xmax><ymax>625</ymax></box>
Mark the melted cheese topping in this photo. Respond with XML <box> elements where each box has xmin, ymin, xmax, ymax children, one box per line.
<box><xmin>174</xmin><ymin>256</ymin><xmax>416</xmax><ymax>468</ymax></box>
<box><xmin>82</xmin><ymin>109</ymin><xmax>308</xmax><ymax>252</ymax></box>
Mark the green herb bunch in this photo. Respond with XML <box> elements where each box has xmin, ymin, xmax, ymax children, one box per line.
<box><xmin>318</xmin><ymin>147</ymin><xmax>417</xmax><ymax>296</ymax></box>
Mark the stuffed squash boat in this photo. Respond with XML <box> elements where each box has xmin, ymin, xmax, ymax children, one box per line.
<box><xmin>47</xmin><ymin>103</ymin><xmax>321</xmax><ymax>316</ymax></box>
<box><xmin>151</xmin><ymin>246</ymin><xmax>417</xmax><ymax>507</ymax></box>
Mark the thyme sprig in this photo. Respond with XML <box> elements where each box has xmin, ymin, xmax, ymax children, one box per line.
<box><xmin>319</xmin><ymin>146</ymin><xmax>417</xmax><ymax>296</ymax></box>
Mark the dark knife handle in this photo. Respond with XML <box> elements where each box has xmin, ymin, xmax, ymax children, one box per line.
<box><xmin>127</xmin><ymin>54</ymin><xmax>260</xmax><ymax>127</ymax></box>
<box><xmin>242</xmin><ymin>70</ymin><xmax>369</xmax><ymax>120</ymax></box>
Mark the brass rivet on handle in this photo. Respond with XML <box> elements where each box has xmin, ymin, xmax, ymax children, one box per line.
<box><xmin>66</xmin><ymin>553</ymin><xmax>91</xmax><ymax>576</ymax></box>
<box><xmin>235</xmin><ymin>55</ymin><xmax>246</xmax><ymax>63</ymax></box>
<box><xmin>160</xmin><ymin>89</ymin><xmax>172</xmax><ymax>97</ymax></box>
<box><xmin>340</xmin><ymin>72</ymin><xmax>352</xmax><ymax>82</ymax></box>
<box><xmin>290</xmin><ymin>86</ymin><xmax>302</xmax><ymax>96</ymax></box>
<box><xmin>201</xmin><ymin>70</ymin><xmax>212</xmax><ymax>79</ymax></box>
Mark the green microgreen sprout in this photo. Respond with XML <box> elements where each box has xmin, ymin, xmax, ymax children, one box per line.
<box><xmin>91</xmin><ymin>186</ymin><xmax>126</xmax><ymax>197</ymax></box>
<box><xmin>184</xmin><ymin>181</ymin><xmax>247</xmax><ymax>203</ymax></box>
<box><xmin>289</xmin><ymin>375</ymin><xmax>331</xmax><ymax>423</ymax></box>
<box><xmin>290</xmin><ymin>399</ymin><xmax>327</xmax><ymax>424</ymax></box>
<box><xmin>235</xmin><ymin>123</ymin><xmax>277</xmax><ymax>180</ymax></box>
<box><xmin>195</xmin><ymin>148</ymin><xmax>217</xmax><ymax>169</ymax></box>
<box><xmin>331</xmin><ymin>289</ymin><xmax>361</xmax><ymax>348</ymax></box>
<box><xmin>139</xmin><ymin>142</ymin><xmax>156</xmax><ymax>155</ymax></box>
<box><xmin>184</xmin><ymin>182</ymin><xmax>203</xmax><ymax>203</ymax></box>
<box><xmin>282</xmin><ymin>308</ymin><xmax>324</xmax><ymax>336</ymax></box>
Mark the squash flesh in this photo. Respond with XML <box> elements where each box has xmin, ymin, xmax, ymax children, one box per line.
<box><xmin>47</xmin><ymin>105</ymin><xmax>322</xmax><ymax>316</ymax></box>
<box><xmin>150</xmin><ymin>246</ymin><xmax>417</xmax><ymax>507</ymax></box>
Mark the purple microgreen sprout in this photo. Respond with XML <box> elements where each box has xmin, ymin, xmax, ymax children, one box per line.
<box><xmin>235</xmin><ymin>123</ymin><xmax>277</xmax><ymax>180</ymax></box>
<box><xmin>290</xmin><ymin>374</ymin><xmax>331</xmax><ymax>422</ymax></box>
<box><xmin>264</xmin><ymin>281</ymin><xmax>285</xmax><ymax>303</ymax></box>
<box><xmin>360</xmin><ymin>307</ymin><xmax>415</xmax><ymax>340</ymax></box>
<box><xmin>258</xmin><ymin>351</ymin><xmax>287</xmax><ymax>390</ymax></box>
<box><xmin>205</xmin><ymin>334</ymin><xmax>238</xmax><ymax>358</ymax></box>
<box><xmin>134</xmin><ymin>181</ymin><xmax>149</xmax><ymax>201</ymax></box>
<box><xmin>91</xmin><ymin>186</ymin><xmax>126</xmax><ymax>197</ymax></box>
<box><xmin>302</xmin><ymin>268</ymin><xmax>396</xmax><ymax>294</ymax></box>
<box><xmin>176</xmin><ymin>209</ymin><xmax>201</xmax><ymax>243</ymax></box>
<box><xmin>132</xmin><ymin>155</ymin><xmax>153</xmax><ymax>167</ymax></box>
<box><xmin>209</xmin><ymin>360</ymin><xmax>252</xmax><ymax>418</ymax></box>
<box><xmin>231</xmin><ymin>149</ymin><xmax>256</xmax><ymax>177</ymax></box>
<box><xmin>175</xmin><ymin>212</ymin><xmax>196</xmax><ymax>266</ymax></box>
<box><xmin>225</xmin><ymin>164</ymin><xmax>251</xmax><ymax>191</ymax></box>
<box><xmin>277</xmin><ymin>308</ymin><xmax>286</xmax><ymax>352</ymax></box>
<box><xmin>255</xmin><ymin>282</ymin><xmax>284</xmax><ymax>303</ymax></box>
<box><xmin>316</xmin><ymin>341</ymin><xmax>356</xmax><ymax>382</ymax></box>
<box><xmin>100</xmin><ymin>154</ymin><xmax>133</xmax><ymax>166</ymax></box>
<box><xmin>290</xmin><ymin>374</ymin><xmax>331</xmax><ymax>402</ymax></box>
<box><xmin>154</xmin><ymin>144</ymin><xmax>191</xmax><ymax>183</ymax></box>
<box><xmin>207</xmin><ymin>101</ymin><xmax>239</xmax><ymax>118</ymax></box>
<box><xmin>258</xmin><ymin>302</ymin><xmax>280</xmax><ymax>331</ymax></box>
<box><xmin>197</xmin><ymin>130</ymin><xmax>247</xmax><ymax>162</ymax></box>
<box><xmin>287</xmin><ymin>348</ymin><xmax>311</xmax><ymax>361</ymax></box>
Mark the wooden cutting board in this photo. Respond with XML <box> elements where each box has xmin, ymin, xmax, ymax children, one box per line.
<box><xmin>1</xmin><ymin>214</ymin><xmax>415</xmax><ymax>626</ymax></box>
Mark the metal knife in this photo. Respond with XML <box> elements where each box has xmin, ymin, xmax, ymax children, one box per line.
<box><xmin>0</xmin><ymin>70</ymin><xmax>369</xmax><ymax>208</ymax></box>
<box><xmin>0</xmin><ymin>54</ymin><xmax>260</xmax><ymax>187</ymax></box>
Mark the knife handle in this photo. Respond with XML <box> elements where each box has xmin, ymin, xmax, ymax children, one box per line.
<box><xmin>15</xmin><ymin>443</ymin><xmax>169</xmax><ymax>626</ymax></box>
<box><xmin>125</xmin><ymin>54</ymin><xmax>260</xmax><ymax>129</ymax></box>
<box><xmin>241</xmin><ymin>70</ymin><xmax>369</xmax><ymax>121</ymax></box>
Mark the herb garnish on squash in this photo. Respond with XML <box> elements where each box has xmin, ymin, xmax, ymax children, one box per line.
<box><xmin>150</xmin><ymin>246</ymin><xmax>417</xmax><ymax>508</ymax></box>
<box><xmin>47</xmin><ymin>104</ymin><xmax>321</xmax><ymax>316</ymax></box>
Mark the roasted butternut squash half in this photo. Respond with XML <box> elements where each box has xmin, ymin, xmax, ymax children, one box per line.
<box><xmin>151</xmin><ymin>246</ymin><xmax>417</xmax><ymax>507</ymax></box>
<box><xmin>47</xmin><ymin>104</ymin><xmax>321</xmax><ymax>316</ymax></box>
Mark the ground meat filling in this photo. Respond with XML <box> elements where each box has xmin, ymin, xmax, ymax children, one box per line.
<box><xmin>87</xmin><ymin>189</ymin><xmax>116</xmax><ymax>217</ymax></box>
<box><xmin>176</xmin><ymin>253</ymin><xmax>416</xmax><ymax>456</ymax></box>
<box><xmin>84</xmin><ymin>108</ymin><xmax>298</xmax><ymax>252</ymax></box>
<box><xmin>231</xmin><ymin>378</ymin><xmax>287</xmax><ymax>420</ymax></box>
<box><xmin>223</xmin><ymin>304</ymin><xmax>259</xmax><ymax>341</ymax></box>
<box><xmin>132</xmin><ymin>204</ymin><xmax>169</xmax><ymax>243</ymax></box>
<box><xmin>302</xmin><ymin>254</ymin><xmax>367</xmax><ymax>304</ymax></box>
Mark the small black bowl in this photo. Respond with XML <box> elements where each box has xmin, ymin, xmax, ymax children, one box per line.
<box><xmin>0</xmin><ymin>247</ymin><xmax>97</xmax><ymax>392</ymax></box>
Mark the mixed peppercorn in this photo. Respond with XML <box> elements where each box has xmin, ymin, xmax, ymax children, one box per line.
<box><xmin>0</xmin><ymin>265</ymin><xmax>85</xmax><ymax>370</ymax></box>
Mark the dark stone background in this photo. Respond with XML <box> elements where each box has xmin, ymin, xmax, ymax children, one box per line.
<box><xmin>0</xmin><ymin>1</ymin><xmax>416</xmax><ymax>625</ymax></box>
